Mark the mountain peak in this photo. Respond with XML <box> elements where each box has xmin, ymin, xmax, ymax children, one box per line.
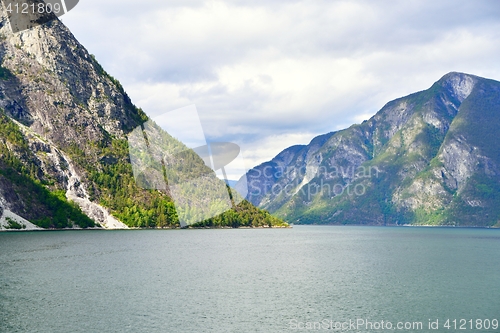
<box><xmin>241</xmin><ymin>73</ymin><xmax>500</xmax><ymax>227</ymax></box>
<box><xmin>438</xmin><ymin>72</ymin><xmax>477</xmax><ymax>102</ymax></box>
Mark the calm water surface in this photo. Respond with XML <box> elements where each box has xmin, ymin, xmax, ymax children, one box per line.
<box><xmin>1</xmin><ymin>226</ymin><xmax>499</xmax><ymax>332</ymax></box>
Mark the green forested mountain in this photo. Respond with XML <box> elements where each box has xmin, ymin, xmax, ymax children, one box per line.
<box><xmin>0</xmin><ymin>6</ymin><xmax>286</xmax><ymax>230</ymax></box>
<box><xmin>240</xmin><ymin>72</ymin><xmax>500</xmax><ymax>227</ymax></box>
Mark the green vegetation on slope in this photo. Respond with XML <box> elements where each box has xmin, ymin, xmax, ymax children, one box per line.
<box><xmin>66</xmin><ymin>135</ymin><xmax>287</xmax><ymax>228</ymax></box>
<box><xmin>0</xmin><ymin>111</ymin><xmax>95</xmax><ymax>228</ymax></box>
<box><xmin>193</xmin><ymin>200</ymin><xmax>288</xmax><ymax>228</ymax></box>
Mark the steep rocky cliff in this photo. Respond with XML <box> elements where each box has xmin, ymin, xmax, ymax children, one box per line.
<box><xmin>0</xmin><ymin>4</ymin><xmax>285</xmax><ymax>230</ymax></box>
<box><xmin>240</xmin><ymin>73</ymin><xmax>500</xmax><ymax>227</ymax></box>
<box><xmin>0</xmin><ymin>7</ymin><xmax>138</xmax><ymax>229</ymax></box>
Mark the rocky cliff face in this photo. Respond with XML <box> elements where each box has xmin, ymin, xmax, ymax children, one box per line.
<box><xmin>0</xmin><ymin>4</ymin><xmax>285</xmax><ymax>230</ymax></box>
<box><xmin>0</xmin><ymin>7</ymin><xmax>142</xmax><ymax>229</ymax></box>
<box><xmin>240</xmin><ymin>72</ymin><xmax>500</xmax><ymax>227</ymax></box>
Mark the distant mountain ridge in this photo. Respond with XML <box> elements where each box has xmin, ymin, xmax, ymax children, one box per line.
<box><xmin>239</xmin><ymin>72</ymin><xmax>500</xmax><ymax>227</ymax></box>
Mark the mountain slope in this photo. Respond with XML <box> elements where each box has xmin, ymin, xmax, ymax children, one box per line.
<box><xmin>240</xmin><ymin>72</ymin><xmax>500</xmax><ymax>227</ymax></box>
<box><xmin>0</xmin><ymin>5</ymin><xmax>286</xmax><ymax>230</ymax></box>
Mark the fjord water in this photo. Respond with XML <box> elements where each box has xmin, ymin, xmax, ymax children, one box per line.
<box><xmin>1</xmin><ymin>227</ymin><xmax>499</xmax><ymax>333</ymax></box>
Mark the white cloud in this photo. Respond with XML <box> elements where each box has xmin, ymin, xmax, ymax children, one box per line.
<box><xmin>62</xmin><ymin>0</ymin><xmax>500</xmax><ymax>178</ymax></box>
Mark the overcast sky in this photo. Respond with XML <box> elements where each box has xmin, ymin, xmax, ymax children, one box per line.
<box><xmin>62</xmin><ymin>0</ymin><xmax>500</xmax><ymax>179</ymax></box>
